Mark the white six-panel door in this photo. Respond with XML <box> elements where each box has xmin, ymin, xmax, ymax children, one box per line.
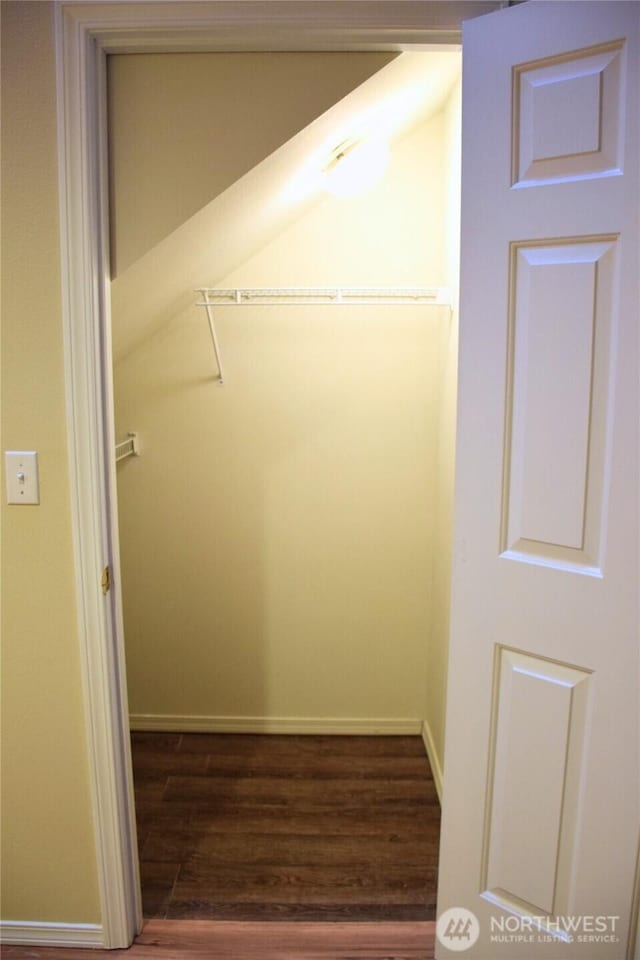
<box><xmin>438</xmin><ymin>3</ymin><xmax>639</xmax><ymax>958</ymax></box>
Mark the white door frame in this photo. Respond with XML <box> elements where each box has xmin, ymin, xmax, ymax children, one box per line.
<box><xmin>56</xmin><ymin>1</ymin><xmax>505</xmax><ymax>947</ymax></box>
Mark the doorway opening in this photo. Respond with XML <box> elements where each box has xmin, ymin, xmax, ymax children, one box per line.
<box><xmin>107</xmin><ymin>48</ymin><xmax>461</xmax><ymax>923</ymax></box>
<box><xmin>53</xmin><ymin>2</ymin><xmax>640</xmax><ymax>952</ymax></box>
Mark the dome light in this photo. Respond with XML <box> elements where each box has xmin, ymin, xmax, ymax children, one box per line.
<box><xmin>322</xmin><ymin>135</ymin><xmax>389</xmax><ymax>198</ymax></box>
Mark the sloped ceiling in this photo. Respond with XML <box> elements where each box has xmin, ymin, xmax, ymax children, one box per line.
<box><xmin>110</xmin><ymin>51</ymin><xmax>461</xmax><ymax>362</ymax></box>
<box><xmin>108</xmin><ymin>51</ymin><xmax>398</xmax><ymax>275</ymax></box>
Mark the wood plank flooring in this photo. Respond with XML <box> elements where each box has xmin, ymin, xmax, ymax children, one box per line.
<box><xmin>132</xmin><ymin>733</ymin><xmax>440</xmax><ymax>922</ymax></box>
<box><xmin>1</xmin><ymin>919</ymin><xmax>436</xmax><ymax>959</ymax></box>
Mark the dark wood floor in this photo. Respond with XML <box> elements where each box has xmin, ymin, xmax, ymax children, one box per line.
<box><xmin>2</xmin><ymin>919</ymin><xmax>436</xmax><ymax>959</ymax></box>
<box><xmin>132</xmin><ymin>732</ymin><xmax>441</xmax><ymax>922</ymax></box>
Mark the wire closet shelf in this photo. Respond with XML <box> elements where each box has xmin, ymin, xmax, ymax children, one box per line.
<box><xmin>195</xmin><ymin>286</ymin><xmax>453</xmax><ymax>384</ymax></box>
<box><xmin>197</xmin><ymin>286</ymin><xmax>452</xmax><ymax>306</ymax></box>
<box><xmin>114</xmin><ymin>432</ymin><xmax>139</xmax><ymax>464</ymax></box>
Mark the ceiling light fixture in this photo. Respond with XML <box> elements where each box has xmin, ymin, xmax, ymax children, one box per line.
<box><xmin>322</xmin><ymin>134</ymin><xmax>389</xmax><ymax>198</ymax></box>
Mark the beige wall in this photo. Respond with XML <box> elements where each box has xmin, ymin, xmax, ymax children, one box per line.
<box><xmin>424</xmin><ymin>77</ymin><xmax>462</xmax><ymax>783</ymax></box>
<box><xmin>108</xmin><ymin>51</ymin><xmax>396</xmax><ymax>276</ymax></box>
<box><xmin>1</xmin><ymin>1</ymin><xmax>101</xmax><ymax>924</ymax></box>
<box><xmin>114</xmin><ymin>109</ymin><xmax>452</xmax><ymax>726</ymax></box>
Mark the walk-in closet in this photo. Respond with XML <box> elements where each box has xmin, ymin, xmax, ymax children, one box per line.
<box><xmin>108</xmin><ymin>49</ymin><xmax>462</xmax><ymax>919</ymax></box>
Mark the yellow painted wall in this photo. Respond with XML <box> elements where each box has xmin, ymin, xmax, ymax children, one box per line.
<box><xmin>0</xmin><ymin>1</ymin><xmax>101</xmax><ymax>924</ymax></box>
<box><xmin>108</xmin><ymin>51</ymin><xmax>396</xmax><ymax>276</ymax></box>
<box><xmin>114</xmin><ymin>111</ymin><xmax>451</xmax><ymax>725</ymax></box>
<box><xmin>424</xmin><ymin>78</ymin><xmax>462</xmax><ymax>784</ymax></box>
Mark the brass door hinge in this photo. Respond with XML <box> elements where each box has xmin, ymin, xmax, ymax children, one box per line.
<box><xmin>101</xmin><ymin>565</ymin><xmax>111</xmax><ymax>595</ymax></box>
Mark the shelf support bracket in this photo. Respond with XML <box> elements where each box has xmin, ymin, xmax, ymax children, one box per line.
<box><xmin>202</xmin><ymin>299</ymin><xmax>224</xmax><ymax>385</ymax></box>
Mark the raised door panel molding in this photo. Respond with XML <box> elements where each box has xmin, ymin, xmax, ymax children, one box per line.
<box><xmin>481</xmin><ymin>647</ymin><xmax>592</xmax><ymax>926</ymax></box>
<box><xmin>512</xmin><ymin>40</ymin><xmax>625</xmax><ymax>187</ymax></box>
<box><xmin>501</xmin><ymin>236</ymin><xmax>617</xmax><ymax>575</ymax></box>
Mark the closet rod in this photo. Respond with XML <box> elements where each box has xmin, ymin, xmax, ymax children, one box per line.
<box><xmin>196</xmin><ymin>286</ymin><xmax>451</xmax><ymax>306</ymax></box>
<box><xmin>115</xmin><ymin>432</ymin><xmax>140</xmax><ymax>463</ymax></box>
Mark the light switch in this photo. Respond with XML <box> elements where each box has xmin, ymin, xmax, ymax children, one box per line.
<box><xmin>5</xmin><ymin>451</ymin><xmax>40</xmax><ymax>504</ymax></box>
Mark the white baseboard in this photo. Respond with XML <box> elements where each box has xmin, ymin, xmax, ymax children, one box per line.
<box><xmin>129</xmin><ymin>714</ymin><xmax>423</xmax><ymax>736</ymax></box>
<box><xmin>421</xmin><ymin>719</ymin><xmax>444</xmax><ymax>805</ymax></box>
<box><xmin>0</xmin><ymin>921</ymin><xmax>104</xmax><ymax>947</ymax></box>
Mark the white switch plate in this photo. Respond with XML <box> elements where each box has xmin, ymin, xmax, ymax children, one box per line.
<box><xmin>5</xmin><ymin>451</ymin><xmax>40</xmax><ymax>504</ymax></box>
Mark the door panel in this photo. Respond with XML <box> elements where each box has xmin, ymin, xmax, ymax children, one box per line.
<box><xmin>482</xmin><ymin>649</ymin><xmax>592</xmax><ymax>919</ymax></box>
<box><xmin>438</xmin><ymin>4</ymin><xmax>639</xmax><ymax>957</ymax></box>
<box><xmin>503</xmin><ymin>236</ymin><xmax>617</xmax><ymax>574</ymax></box>
<box><xmin>513</xmin><ymin>40</ymin><xmax>625</xmax><ymax>187</ymax></box>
